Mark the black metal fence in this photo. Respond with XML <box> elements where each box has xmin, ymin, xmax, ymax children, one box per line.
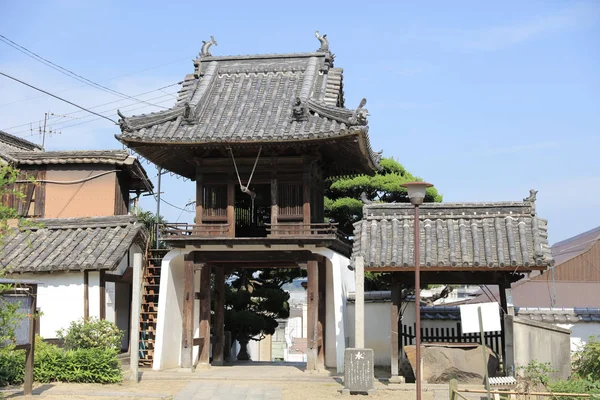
<box><xmin>401</xmin><ymin>322</ymin><xmax>502</xmax><ymax>357</ymax></box>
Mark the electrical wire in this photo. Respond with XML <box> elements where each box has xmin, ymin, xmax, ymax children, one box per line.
<box><xmin>2</xmin><ymin>82</ymin><xmax>181</xmax><ymax>132</ymax></box>
<box><xmin>0</xmin><ymin>71</ymin><xmax>117</xmax><ymax>124</ymax></box>
<box><xmin>0</xmin><ymin>34</ymin><xmax>167</xmax><ymax>109</ymax></box>
<box><xmin>8</xmin><ymin>91</ymin><xmax>178</xmax><ymax>136</ymax></box>
<box><xmin>15</xmin><ymin>170</ymin><xmax>119</xmax><ymax>184</ymax></box>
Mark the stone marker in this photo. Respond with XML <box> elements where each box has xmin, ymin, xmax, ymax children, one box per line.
<box><xmin>343</xmin><ymin>348</ymin><xmax>376</xmax><ymax>395</ymax></box>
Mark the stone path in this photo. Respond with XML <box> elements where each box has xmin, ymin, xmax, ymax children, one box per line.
<box><xmin>173</xmin><ymin>381</ymin><xmax>282</xmax><ymax>400</ymax></box>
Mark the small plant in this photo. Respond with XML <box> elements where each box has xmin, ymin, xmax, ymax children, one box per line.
<box><xmin>516</xmin><ymin>360</ymin><xmax>556</xmax><ymax>393</ymax></box>
<box><xmin>573</xmin><ymin>337</ymin><xmax>600</xmax><ymax>382</ymax></box>
<box><xmin>57</xmin><ymin>317</ymin><xmax>123</xmax><ymax>351</ymax></box>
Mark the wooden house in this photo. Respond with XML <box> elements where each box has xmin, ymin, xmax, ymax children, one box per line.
<box><xmin>0</xmin><ymin>131</ymin><xmax>153</xmax><ymax>350</ymax></box>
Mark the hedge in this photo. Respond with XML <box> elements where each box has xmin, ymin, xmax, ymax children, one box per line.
<box><xmin>0</xmin><ymin>338</ymin><xmax>122</xmax><ymax>386</ymax></box>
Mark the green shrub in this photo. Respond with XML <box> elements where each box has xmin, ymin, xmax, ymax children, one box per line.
<box><xmin>0</xmin><ymin>336</ymin><xmax>121</xmax><ymax>386</ymax></box>
<box><xmin>549</xmin><ymin>378</ymin><xmax>600</xmax><ymax>398</ymax></box>
<box><xmin>573</xmin><ymin>337</ymin><xmax>600</xmax><ymax>382</ymax></box>
<box><xmin>57</xmin><ymin>317</ymin><xmax>123</xmax><ymax>350</ymax></box>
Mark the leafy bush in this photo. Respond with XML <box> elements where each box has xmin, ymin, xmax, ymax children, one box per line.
<box><xmin>57</xmin><ymin>317</ymin><xmax>123</xmax><ymax>350</ymax></box>
<box><xmin>573</xmin><ymin>337</ymin><xmax>600</xmax><ymax>382</ymax></box>
<box><xmin>517</xmin><ymin>360</ymin><xmax>556</xmax><ymax>392</ymax></box>
<box><xmin>0</xmin><ymin>336</ymin><xmax>122</xmax><ymax>386</ymax></box>
<box><xmin>549</xmin><ymin>378</ymin><xmax>600</xmax><ymax>398</ymax></box>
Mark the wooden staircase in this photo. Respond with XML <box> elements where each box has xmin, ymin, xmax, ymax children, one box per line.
<box><xmin>138</xmin><ymin>249</ymin><xmax>168</xmax><ymax>367</ymax></box>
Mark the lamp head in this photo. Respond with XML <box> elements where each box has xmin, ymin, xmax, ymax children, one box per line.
<box><xmin>400</xmin><ymin>181</ymin><xmax>434</xmax><ymax>206</ymax></box>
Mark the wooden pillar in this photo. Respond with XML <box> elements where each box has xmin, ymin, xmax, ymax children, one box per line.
<box><xmin>317</xmin><ymin>258</ymin><xmax>326</xmax><ymax>370</ymax></box>
<box><xmin>227</xmin><ymin>178</ymin><xmax>235</xmax><ymax>238</ymax></box>
<box><xmin>195</xmin><ymin>171</ymin><xmax>203</xmax><ymax>225</ymax></box>
<box><xmin>83</xmin><ymin>270</ymin><xmax>89</xmax><ymax>319</ymax></box>
<box><xmin>99</xmin><ymin>270</ymin><xmax>106</xmax><ymax>320</ymax></box>
<box><xmin>390</xmin><ymin>276</ymin><xmax>401</xmax><ymax>379</ymax></box>
<box><xmin>23</xmin><ymin>284</ymin><xmax>37</xmax><ymax>396</ymax></box>
<box><xmin>498</xmin><ymin>276</ymin><xmax>509</xmax><ymax>374</ymax></box>
<box><xmin>212</xmin><ymin>266</ymin><xmax>225</xmax><ymax>366</ymax></box>
<box><xmin>270</xmin><ymin>177</ymin><xmax>278</xmax><ymax>227</ymax></box>
<box><xmin>303</xmin><ymin>164</ymin><xmax>311</xmax><ymax>230</ymax></box>
<box><xmin>306</xmin><ymin>260</ymin><xmax>319</xmax><ymax>371</ymax></box>
<box><xmin>197</xmin><ymin>262</ymin><xmax>212</xmax><ymax>366</ymax></box>
<box><xmin>181</xmin><ymin>253</ymin><xmax>195</xmax><ymax>369</ymax></box>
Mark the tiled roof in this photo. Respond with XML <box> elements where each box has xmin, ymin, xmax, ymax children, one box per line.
<box><xmin>0</xmin><ymin>216</ymin><xmax>145</xmax><ymax>273</ymax></box>
<box><xmin>116</xmin><ymin>46</ymin><xmax>380</xmax><ymax>178</ymax></box>
<box><xmin>8</xmin><ymin>150</ymin><xmax>131</xmax><ymax>165</ymax></box>
<box><xmin>352</xmin><ymin>200</ymin><xmax>553</xmax><ymax>269</ymax></box>
<box><xmin>551</xmin><ymin>226</ymin><xmax>600</xmax><ymax>266</ymax></box>
<box><xmin>0</xmin><ymin>130</ymin><xmax>43</xmax><ymax>160</ymax></box>
<box><xmin>8</xmin><ymin>150</ymin><xmax>153</xmax><ymax>192</ymax></box>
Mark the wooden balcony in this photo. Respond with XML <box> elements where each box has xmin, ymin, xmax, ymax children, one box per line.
<box><xmin>157</xmin><ymin>222</ymin><xmax>351</xmax><ymax>256</ymax></box>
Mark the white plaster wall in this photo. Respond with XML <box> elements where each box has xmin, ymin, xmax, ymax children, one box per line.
<box><xmin>347</xmin><ymin>302</ymin><xmax>391</xmax><ymax>366</ymax></box>
<box><xmin>105</xmin><ymin>281</ymin><xmax>116</xmax><ymax>324</ymax></box>
<box><xmin>88</xmin><ymin>271</ymin><xmax>100</xmax><ymax>319</ymax></box>
<box><xmin>312</xmin><ymin>249</ymin><xmax>350</xmax><ymax>373</ymax></box>
<box><xmin>556</xmin><ymin>322</ymin><xmax>600</xmax><ymax>352</ymax></box>
<box><xmin>153</xmin><ymin>249</ymin><xmax>187</xmax><ymax>370</ymax></box>
<box><xmin>13</xmin><ymin>272</ymin><xmax>84</xmax><ymax>339</ymax></box>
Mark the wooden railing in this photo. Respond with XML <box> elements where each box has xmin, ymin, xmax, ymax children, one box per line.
<box><xmin>266</xmin><ymin>222</ymin><xmax>344</xmax><ymax>239</ymax></box>
<box><xmin>162</xmin><ymin>223</ymin><xmax>230</xmax><ymax>238</ymax></box>
<box><xmin>449</xmin><ymin>378</ymin><xmax>594</xmax><ymax>400</ymax></box>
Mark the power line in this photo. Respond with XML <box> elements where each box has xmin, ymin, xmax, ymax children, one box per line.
<box><xmin>2</xmin><ymin>82</ymin><xmax>181</xmax><ymax>132</ymax></box>
<box><xmin>0</xmin><ymin>34</ymin><xmax>168</xmax><ymax>109</ymax></box>
<box><xmin>0</xmin><ymin>71</ymin><xmax>117</xmax><ymax>124</ymax></box>
<box><xmin>10</xmin><ymin>94</ymin><xmax>177</xmax><ymax>137</ymax></box>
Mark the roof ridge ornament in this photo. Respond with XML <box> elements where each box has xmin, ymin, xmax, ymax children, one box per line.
<box><xmin>315</xmin><ymin>30</ymin><xmax>329</xmax><ymax>52</ymax></box>
<box><xmin>291</xmin><ymin>97</ymin><xmax>309</xmax><ymax>122</ymax></box>
<box><xmin>116</xmin><ymin>110</ymin><xmax>132</xmax><ymax>132</ymax></box>
<box><xmin>200</xmin><ymin>36</ymin><xmax>218</xmax><ymax>57</ymax></box>
<box><xmin>524</xmin><ymin>189</ymin><xmax>538</xmax><ymax>216</ymax></box>
<box><xmin>348</xmin><ymin>98</ymin><xmax>368</xmax><ymax>125</ymax></box>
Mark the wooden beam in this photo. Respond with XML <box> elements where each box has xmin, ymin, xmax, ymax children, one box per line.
<box><xmin>181</xmin><ymin>253</ymin><xmax>195</xmax><ymax>369</ymax></box>
<box><xmin>212</xmin><ymin>266</ymin><xmax>225</xmax><ymax>366</ymax></box>
<box><xmin>387</xmin><ymin>271</ymin><xmax>525</xmax><ymax>286</ymax></box>
<box><xmin>197</xmin><ymin>263</ymin><xmax>211</xmax><ymax>366</ymax></box>
<box><xmin>302</xmin><ymin>165</ymin><xmax>311</xmax><ymax>226</ymax></box>
<box><xmin>23</xmin><ymin>284</ymin><xmax>37</xmax><ymax>396</ymax></box>
<box><xmin>99</xmin><ymin>270</ymin><xmax>106</xmax><ymax>320</ymax></box>
<box><xmin>317</xmin><ymin>258</ymin><xmax>326</xmax><ymax>370</ymax></box>
<box><xmin>194</xmin><ymin>250</ymin><xmax>318</xmax><ymax>263</ymax></box>
<box><xmin>83</xmin><ymin>270</ymin><xmax>89</xmax><ymax>319</ymax></box>
<box><xmin>227</xmin><ymin>179</ymin><xmax>235</xmax><ymax>238</ymax></box>
<box><xmin>271</xmin><ymin>177</ymin><xmax>278</xmax><ymax>224</ymax></box>
<box><xmin>196</xmin><ymin>171</ymin><xmax>203</xmax><ymax>225</ymax></box>
<box><xmin>306</xmin><ymin>260</ymin><xmax>319</xmax><ymax>371</ymax></box>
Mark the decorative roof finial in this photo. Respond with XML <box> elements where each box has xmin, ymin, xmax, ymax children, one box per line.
<box><xmin>524</xmin><ymin>189</ymin><xmax>538</xmax><ymax>203</ymax></box>
<box><xmin>315</xmin><ymin>30</ymin><xmax>329</xmax><ymax>52</ymax></box>
<box><xmin>348</xmin><ymin>98</ymin><xmax>368</xmax><ymax>125</ymax></box>
<box><xmin>291</xmin><ymin>97</ymin><xmax>309</xmax><ymax>122</ymax></box>
<box><xmin>200</xmin><ymin>36</ymin><xmax>218</xmax><ymax>57</ymax></box>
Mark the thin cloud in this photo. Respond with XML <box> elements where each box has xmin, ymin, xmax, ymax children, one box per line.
<box><xmin>463</xmin><ymin>3</ymin><xmax>599</xmax><ymax>51</ymax></box>
<box><xmin>487</xmin><ymin>141</ymin><xmax>559</xmax><ymax>155</ymax></box>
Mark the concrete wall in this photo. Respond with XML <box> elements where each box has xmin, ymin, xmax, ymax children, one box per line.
<box><xmin>44</xmin><ymin>166</ymin><xmax>117</xmax><ymax>218</ymax></box>
<box><xmin>505</xmin><ymin>315</ymin><xmax>571</xmax><ymax>380</ymax></box>
<box><xmin>347</xmin><ymin>301</ymin><xmax>391</xmax><ymax>366</ymax></box>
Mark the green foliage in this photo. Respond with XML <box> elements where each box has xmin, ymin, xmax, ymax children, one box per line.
<box><xmin>224</xmin><ymin>268</ymin><xmax>304</xmax><ymax>345</ymax></box>
<box><xmin>573</xmin><ymin>337</ymin><xmax>600</xmax><ymax>382</ymax></box>
<box><xmin>133</xmin><ymin>207</ymin><xmax>167</xmax><ymax>249</ymax></box>
<box><xmin>0</xmin><ymin>336</ymin><xmax>122</xmax><ymax>386</ymax></box>
<box><xmin>549</xmin><ymin>378</ymin><xmax>600</xmax><ymax>398</ymax></box>
<box><xmin>325</xmin><ymin>157</ymin><xmax>442</xmax><ymax>237</ymax></box>
<box><xmin>57</xmin><ymin>318</ymin><xmax>123</xmax><ymax>351</ymax></box>
<box><xmin>517</xmin><ymin>360</ymin><xmax>556</xmax><ymax>392</ymax></box>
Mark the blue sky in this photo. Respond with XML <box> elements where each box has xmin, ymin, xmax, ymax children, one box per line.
<box><xmin>0</xmin><ymin>0</ymin><xmax>598</xmax><ymax>243</ymax></box>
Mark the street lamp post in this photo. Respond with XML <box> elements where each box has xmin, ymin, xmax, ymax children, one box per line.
<box><xmin>400</xmin><ymin>181</ymin><xmax>433</xmax><ymax>400</ymax></box>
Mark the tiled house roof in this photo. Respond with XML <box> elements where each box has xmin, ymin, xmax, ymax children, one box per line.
<box><xmin>352</xmin><ymin>200</ymin><xmax>553</xmax><ymax>269</ymax></box>
<box><xmin>0</xmin><ymin>130</ymin><xmax>43</xmax><ymax>162</ymax></box>
<box><xmin>116</xmin><ymin>40</ymin><xmax>380</xmax><ymax>178</ymax></box>
<box><xmin>0</xmin><ymin>216</ymin><xmax>145</xmax><ymax>273</ymax></box>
